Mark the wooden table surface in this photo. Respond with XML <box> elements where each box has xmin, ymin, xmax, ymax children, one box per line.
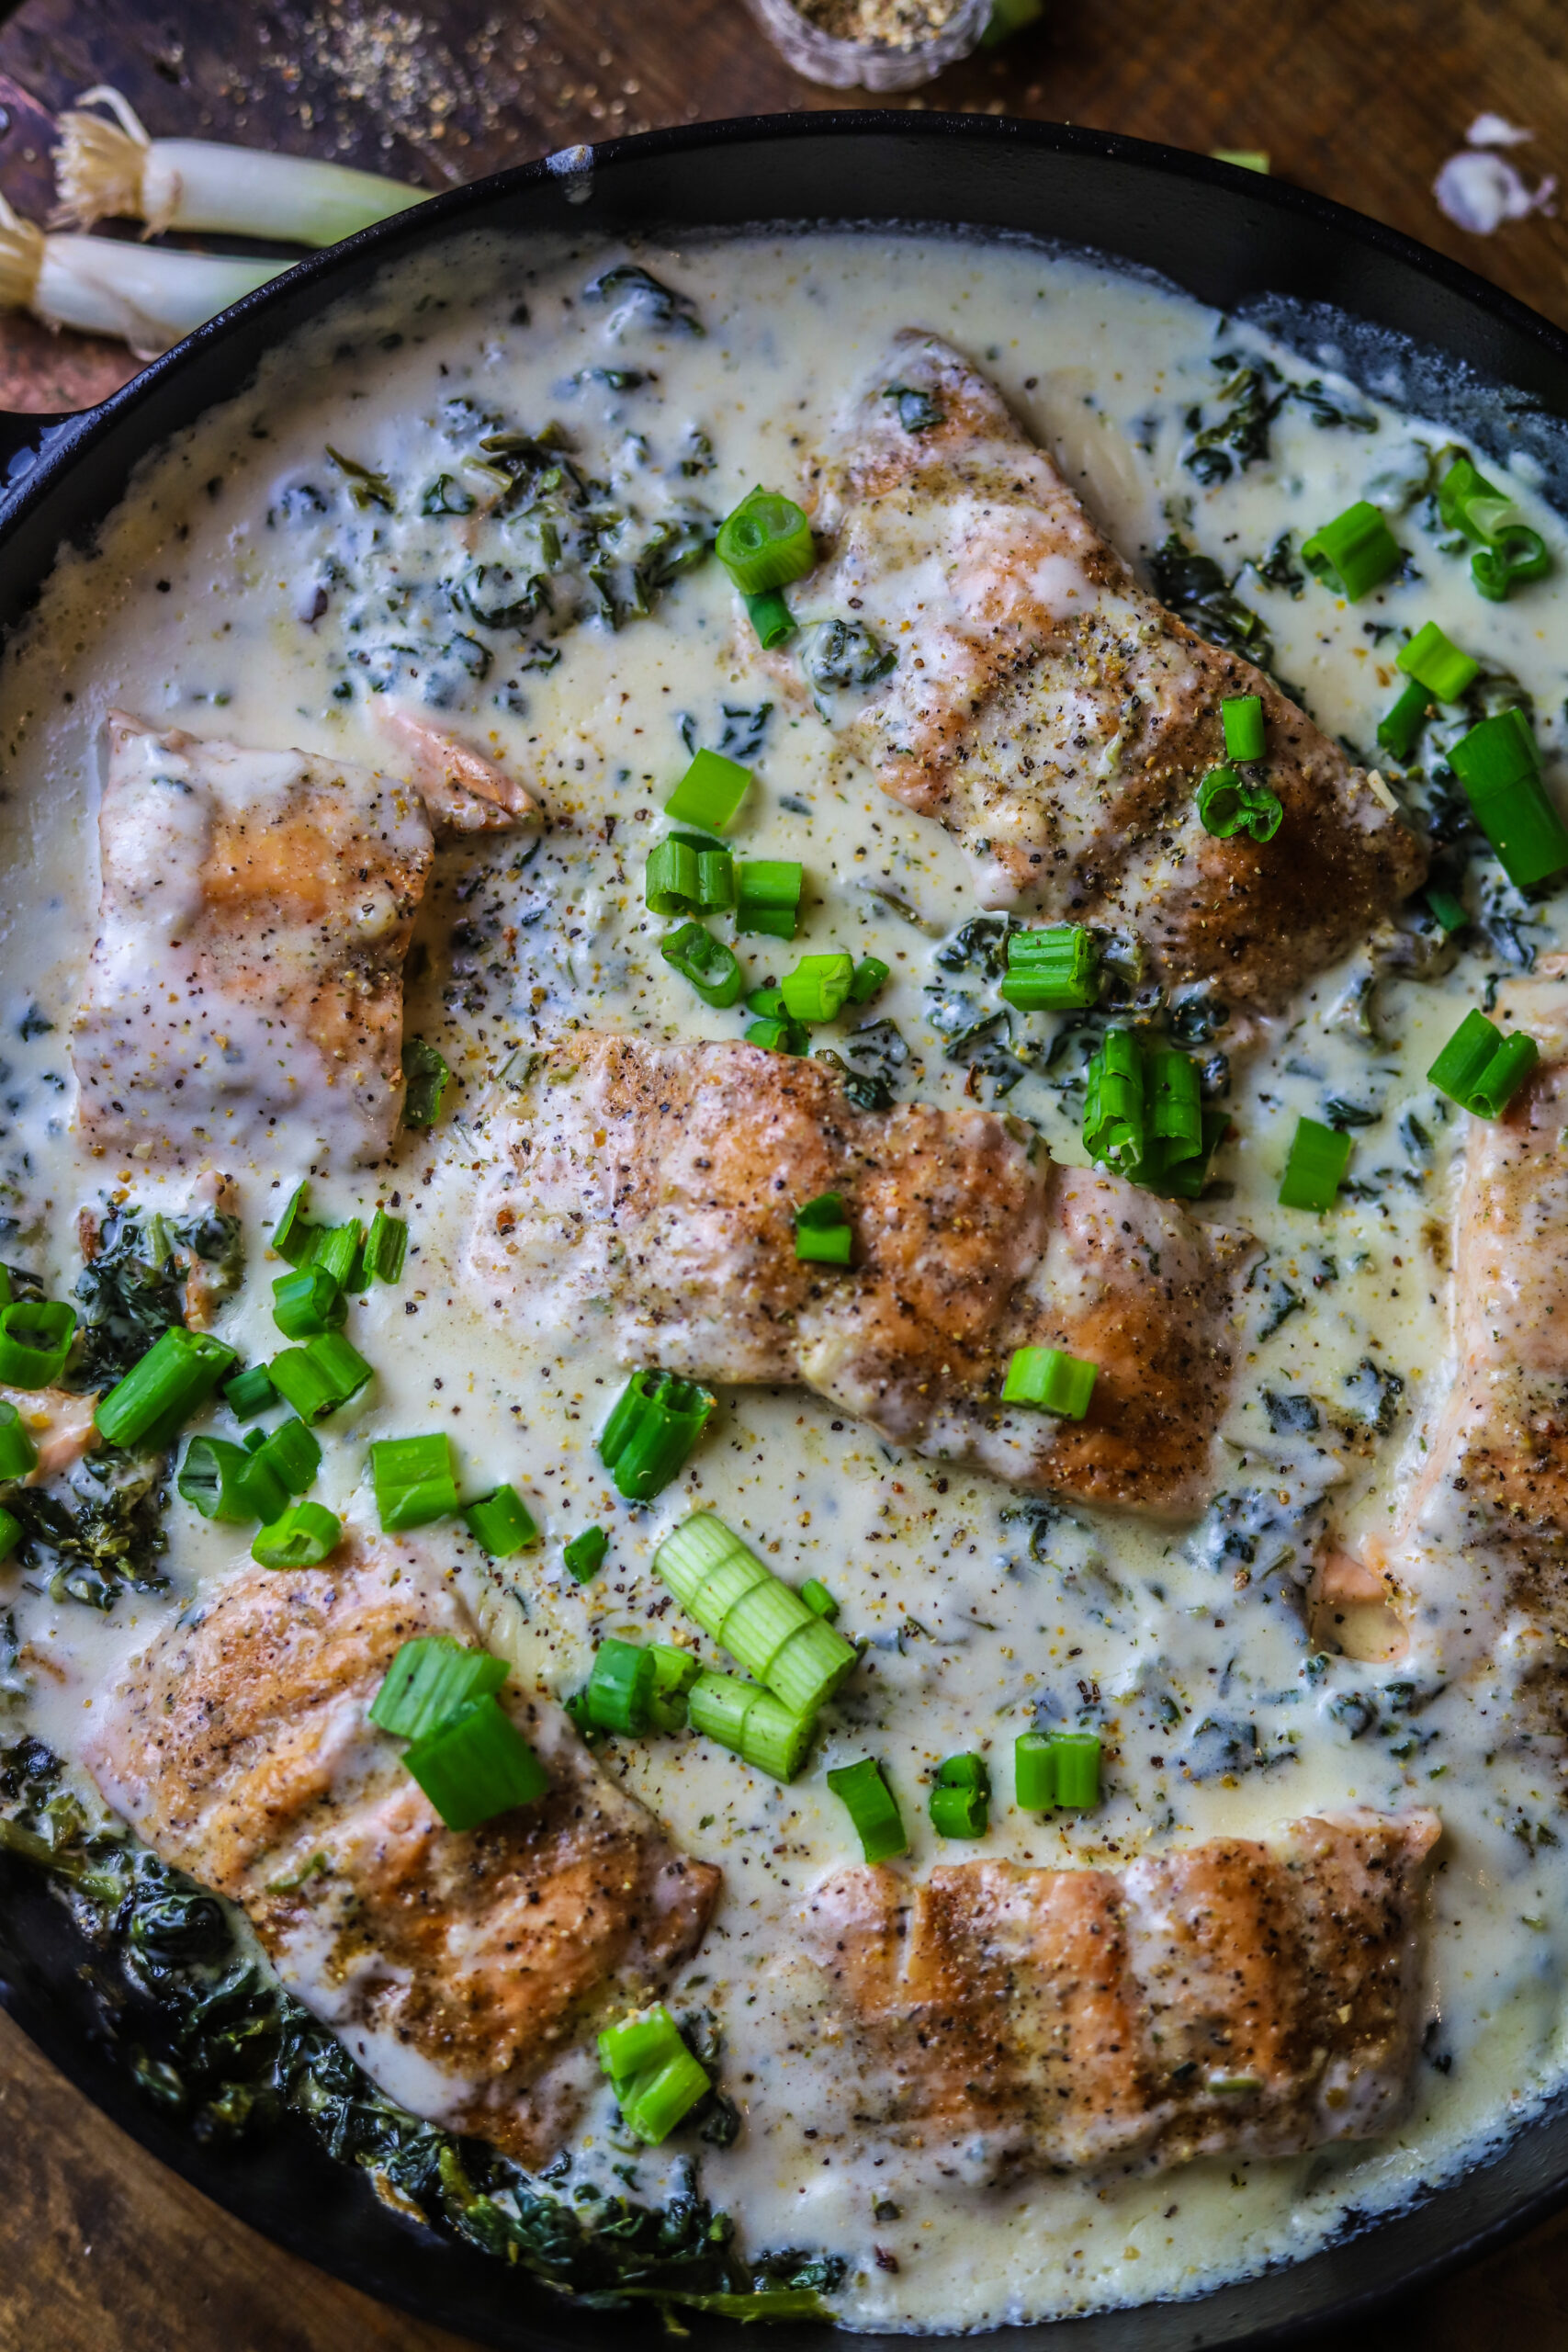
<box><xmin>4</xmin><ymin>0</ymin><xmax>1568</xmax><ymax>2343</ymax></box>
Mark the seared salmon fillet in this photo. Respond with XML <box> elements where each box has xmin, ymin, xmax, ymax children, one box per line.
<box><xmin>794</xmin><ymin>1810</ymin><xmax>1438</xmax><ymax>2176</ymax></box>
<box><xmin>83</xmin><ymin>1543</ymin><xmax>720</xmax><ymax>2165</ymax></box>
<box><xmin>774</xmin><ymin>332</ymin><xmax>1425</xmax><ymax>1012</ymax></box>
<box><xmin>469</xmin><ymin>1035</ymin><xmax>1253</xmax><ymax>1518</ymax></box>
<box><xmin>73</xmin><ymin>715</ymin><xmax>434</xmax><ymax>1168</ymax></box>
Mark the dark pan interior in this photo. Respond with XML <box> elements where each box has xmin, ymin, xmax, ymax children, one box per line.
<box><xmin>3</xmin><ymin>109</ymin><xmax>1568</xmax><ymax>2351</ymax></box>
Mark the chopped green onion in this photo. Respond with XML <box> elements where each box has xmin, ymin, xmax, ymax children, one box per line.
<box><xmin>848</xmin><ymin>956</ymin><xmax>890</xmax><ymax>1006</ymax></box>
<box><xmin>743</xmin><ymin>589</ymin><xmax>795</xmax><ymax>648</ymax></box>
<box><xmin>1397</xmin><ymin>619</ymin><xmax>1480</xmax><ymax>703</ymax></box>
<box><xmin>745</xmin><ymin>1016</ymin><xmax>808</xmax><ymax>1055</ymax></box>
<box><xmin>96</xmin><ymin>1326</ymin><xmax>234</xmax><ymax>1448</ymax></box>
<box><xmin>586</xmin><ymin>1637</ymin><xmax>656</xmax><ymax>1736</ymax></box>
<box><xmin>268</xmin><ymin>1330</ymin><xmax>372</xmax><ymax>1420</ymax></box>
<box><xmin>0</xmin><ymin>1299</ymin><xmax>75</xmax><ymax>1391</ymax></box>
<box><xmin>1082</xmin><ymin>1025</ymin><xmax>1145</xmax><ymax>1175</ymax></box>
<box><xmin>462</xmin><ymin>1483</ymin><xmax>538</xmax><ymax>1557</ymax></box>
<box><xmin>238</xmin><ymin>1415</ymin><xmax>321</xmax><ymax>1510</ymax></box>
<box><xmin>598</xmin><ymin>1369</ymin><xmax>716</xmax><ymax>1501</ymax></box>
<box><xmin>1377</xmin><ymin>678</ymin><xmax>1430</xmax><ymax>761</ymax></box>
<box><xmin>235</xmin><ymin>1452</ymin><xmax>288</xmax><ymax>1526</ymax></box>
<box><xmin>1438</xmin><ymin>456</ymin><xmax>1552</xmax><ymax>601</ymax></box>
<box><xmin>1426</xmin><ymin>888</ymin><xmax>1468</xmax><ymax>933</ymax></box>
<box><xmin>999</xmin><ymin>923</ymin><xmax>1099</xmax><ymax>1011</ymax></box>
<box><xmin>1301</xmin><ymin>500</ymin><xmax>1402</xmax><ymax>599</ymax></box>
<box><xmin>401</xmin><ymin>1037</ymin><xmax>450</xmax><ymax>1128</ymax></box>
<box><xmin>272</xmin><ymin>1182</ymin><xmax>316</xmax><ymax>1266</ymax></box>
<box><xmin>649</xmin><ymin>1645</ymin><xmax>701</xmax><ymax>1733</ymax></box>
<box><xmin>0</xmin><ymin>1401</ymin><xmax>38</xmax><ymax>1485</ymax></box>
<box><xmin>271</xmin><ymin>1263</ymin><xmax>345</xmax><ymax>1340</ymax></box>
<box><xmin>252</xmin><ymin>1499</ymin><xmax>341</xmax><ymax>1570</ymax></box>
<box><xmin>1052</xmin><ymin>1731</ymin><xmax>1101</xmax><ymax>1809</ymax></box>
<box><xmin>688</xmin><ymin>1669</ymin><xmax>815</xmax><ymax>1781</ymax></box>
<box><xmin>1014</xmin><ymin>1732</ymin><xmax>1055</xmax><ymax>1810</ymax></box>
<box><xmin>748</xmin><ymin>985</ymin><xmax>785</xmax><ymax>1016</ymax></box>
<box><xmin>1449</xmin><ymin>710</ymin><xmax>1568</xmax><ymax>888</ymax></box>
<box><xmin>369</xmin><ymin>1634</ymin><xmax>507</xmax><ymax>1741</ymax></box>
<box><xmin>1149</xmin><ymin>1047</ymin><xmax>1203</xmax><ymax>1177</ymax></box>
<box><xmin>361</xmin><ymin>1208</ymin><xmax>409</xmax><ymax>1287</ymax></box>
<box><xmin>1221</xmin><ymin>694</ymin><xmax>1266</xmax><ymax>762</ymax></box>
<box><xmin>654</xmin><ymin>1510</ymin><xmax>858</xmax><ymax>1716</ymax></box>
<box><xmin>564</xmin><ymin>1525</ymin><xmax>609</xmax><ymax>1584</ymax></box>
<box><xmin>597</xmin><ymin>2002</ymin><xmax>711</xmax><ymax>2143</ymax></box>
<box><xmin>372</xmin><ymin>1431</ymin><xmax>459</xmax><ymax>1532</ymax></box>
<box><xmin>660</xmin><ymin>920</ymin><xmax>744</xmax><ymax>1010</ymax></box>
<box><xmin>930</xmin><ymin>1752</ymin><xmax>990</xmax><ymax>1839</ymax></box>
<box><xmin>664</xmin><ymin>747</ymin><xmax>751</xmax><ymax>833</ymax></box>
<box><xmin>735</xmin><ymin>859</ymin><xmax>804</xmax><ymax>941</ymax></box>
<box><xmin>223</xmin><ymin>1363</ymin><xmax>277</xmax><ymax>1421</ymax></box>
<box><xmin>177</xmin><ymin>1434</ymin><xmax>256</xmax><ymax>1523</ymax></box>
<box><xmin>716</xmin><ymin>486</ymin><xmax>816</xmax><ymax>595</ymax></box>
<box><xmin>1279</xmin><ymin>1115</ymin><xmax>1353</xmax><ymax>1212</ymax></box>
<box><xmin>311</xmin><ymin>1221</ymin><xmax>363</xmax><ymax>1291</ymax></box>
<box><xmin>645</xmin><ymin>832</ymin><xmax>736</xmax><ymax>918</ymax></box>
<box><xmin>827</xmin><ymin>1756</ymin><xmax>908</xmax><ymax>1862</ymax></box>
<box><xmin>780</xmin><ymin>952</ymin><xmax>854</xmax><ymax>1023</ymax></box>
<box><xmin>403</xmin><ymin>1692</ymin><xmax>548</xmax><ymax>1831</ymax></box>
<box><xmin>1001</xmin><ymin>1346</ymin><xmax>1097</xmax><ymax>1419</ymax></box>
<box><xmin>0</xmin><ymin>1506</ymin><xmax>19</xmax><ymax>1562</ymax></box>
<box><xmin>801</xmin><ymin>1578</ymin><xmax>839</xmax><ymax>1621</ymax></box>
<box><xmin>1428</xmin><ymin>1008</ymin><xmax>1540</xmax><ymax>1119</ymax></box>
<box><xmin>795</xmin><ymin>1192</ymin><xmax>852</xmax><ymax>1267</ymax></box>
<box><xmin>1196</xmin><ymin>764</ymin><xmax>1282</xmax><ymax>842</ymax></box>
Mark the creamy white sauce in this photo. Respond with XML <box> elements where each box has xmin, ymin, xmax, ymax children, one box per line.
<box><xmin>1</xmin><ymin>226</ymin><xmax>1567</xmax><ymax>2332</ymax></box>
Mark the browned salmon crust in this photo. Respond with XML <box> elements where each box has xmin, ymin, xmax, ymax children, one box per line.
<box><xmin>778</xmin><ymin>332</ymin><xmax>1425</xmax><ymax>1012</ymax></box>
<box><xmin>797</xmin><ymin>1811</ymin><xmax>1439</xmax><ymax>2173</ymax></box>
<box><xmin>83</xmin><ymin>1544</ymin><xmax>720</xmax><ymax>2165</ymax></box>
<box><xmin>469</xmin><ymin>1035</ymin><xmax>1253</xmax><ymax>1519</ymax></box>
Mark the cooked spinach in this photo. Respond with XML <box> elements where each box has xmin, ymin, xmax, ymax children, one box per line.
<box><xmin>0</xmin><ymin>1761</ymin><xmax>833</xmax><ymax>2321</ymax></box>
<box><xmin>1181</xmin><ymin>357</ymin><xmax>1284</xmax><ymax>485</ymax></box>
<box><xmin>1262</xmin><ymin>1391</ymin><xmax>1320</xmax><ymax>1435</ymax></box>
<box><xmin>800</xmin><ymin>618</ymin><xmax>897</xmax><ymax>714</ymax></box>
<box><xmin>1342</xmin><ymin>1355</ymin><xmax>1404</xmax><ymax>1436</ymax></box>
<box><xmin>72</xmin><ymin>1202</ymin><xmax>242</xmax><ymax>1391</ymax></box>
<box><xmin>1148</xmin><ymin>535</ymin><xmax>1273</xmax><ymax>666</ymax></box>
<box><xmin>6</xmin><ymin>1450</ymin><xmax>169</xmax><ymax>1611</ymax></box>
<box><xmin>582</xmin><ymin>265</ymin><xmax>704</xmax><ymax>339</ymax></box>
<box><xmin>882</xmin><ymin>383</ymin><xmax>944</xmax><ymax>434</ymax></box>
<box><xmin>1252</xmin><ymin>532</ymin><xmax>1306</xmax><ymax>594</ymax></box>
<box><xmin>932</xmin><ymin>914</ymin><xmax>1015</xmax><ymax>982</ymax></box>
<box><xmin>717</xmin><ymin>702</ymin><xmax>773</xmax><ymax>762</ymax></box>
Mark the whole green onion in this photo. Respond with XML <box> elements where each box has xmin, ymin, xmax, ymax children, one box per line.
<box><xmin>462</xmin><ymin>1483</ymin><xmax>538</xmax><ymax>1557</ymax></box>
<box><xmin>403</xmin><ymin>1692</ymin><xmax>549</xmax><ymax>1831</ymax></box>
<box><xmin>1278</xmin><ymin>1115</ymin><xmax>1352</xmax><ymax>1212</ymax></box>
<box><xmin>372</xmin><ymin>1432</ymin><xmax>459</xmax><ymax>1532</ymax></box>
<box><xmin>716</xmin><ymin>486</ymin><xmax>816</xmax><ymax>596</ymax></box>
<box><xmin>598</xmin><ymin>1370</ymin><xmax>716</xmax><ymax>1501</ymax></box>
<box><xmin>999</xmin><ymin>924</ymin><xmax>1099</xmax><ymax>1011</ymax></box>
<box><xmin>1301</xmin><ymin>501</ymin><xmax>1402</xmax><ymax>599</ymax></box>
<box><xmin>664</xmin><ymin>747</ymin><xmax>751</xmax><ymax>833</ymax></box>
<box><xmin>1000</xmin><ymin>1346</ymin><xmax>1097</xmax><ymax>1419</ymax></box>
<box><xmin>654</xmin><ymin>1510</ymin><xmax>858</xmax><ymax>1717</ymax></box>
<box><xmin>826</xmin><ymin>1756</ymin><xmax>908</xmax><ymax>1862</ymax></box>
<box><xmin>0</xmin><ymin>192</ymin><xmax>285</xmax><ymax>356</ymax></box>
<box><xmin>0</xmin><ymin>1401</ymin><xmax>38</xmax><ymax>1485</ymax></box>
<box><xmin>0</xmin><ymin>1299</ymin><xmax>75</xmax><ymax>1391</ymax></box>
<box><xmin>252</xmin><ymin>1499</ymin><xmax>341</xmax><ymax>1570</ymax></box>
<box><xmin>369</xmin><ymin>1634</ymin><xmax>507</xmax><ymax>1741</ymax></box>
<box><xmin>660</xmin><ymin>920</ymin><xmax>744</xmax><ymax>1010</ymax></box>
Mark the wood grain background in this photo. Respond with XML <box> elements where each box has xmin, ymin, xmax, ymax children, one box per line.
<box><xmin>3</xmin><ymin>0</ymin><xmax>1568</xmax><ymax>2343</ymax></box>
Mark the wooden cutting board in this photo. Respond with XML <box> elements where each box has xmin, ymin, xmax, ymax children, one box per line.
<box><xmin>3</xmin><ymin>1</ymin><xmax>1568</xmax><ymax>2345</ymax></box>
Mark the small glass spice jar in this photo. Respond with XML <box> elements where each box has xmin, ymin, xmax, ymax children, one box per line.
<box><xmin>746</xmin><ymin>0</ymin><xmax>992</xmax><ymax>91</ymax></box>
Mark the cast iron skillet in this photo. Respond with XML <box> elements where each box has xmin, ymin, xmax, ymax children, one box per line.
<box><xmin>2</xmin><ymin>109</ymin><xmax>1566</xmax><ymax>2352</ymax></box>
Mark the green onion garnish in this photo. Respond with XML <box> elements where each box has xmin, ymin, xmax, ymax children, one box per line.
<box><xmin>362</xmin><ymin>1207</ymin><xmax>409</xmax><ymax>1287</ymax></box>
<box><xmin>1083</xmin><ymin>1025</ymin><xmax>1145</xmax><ymax>1174</ymax></box>
<box><xmin>1438</xmin><ymin>456</ymin><xmax>1552</xmax><ymax>601</ymax></box>
<box><xmin>735</xmin><ymin>859</ymin><xmax>804</xmax><ymax>941</ymax></box>
<box><xmin>563</xmin><ymin>1525</ymin><xmax>609</xmax><ymax>1584</ymax></box>
<box><xmin>689</xmin><ymin>1668</ymin><xmax>815</xmax><ymax>1781</ymax></box>
<box><xmin>1081</xmin><ymin>1028</ymin><xmax>1221</xmax><ymax>1198</ymax></box>
<box><xmin>795</xmin><ymin>1192</ymin><xmax>852</xmax><ymax>1267</ymax></box>
<box><xmin>743</xmin><ymin>589</ymin><xmax>795</xmax><ymax>648</ymax></box>
<box><xmin>1301</xmin><ymin>500</ymin><xmax>1402</xmax><ymax>599</ymax></box>
<box><xmin>745</xmin><ymin>1015</ymin><xmax>808</xmax><ymax>1055</ymax></box>
<box><xmin>1053</xmin><ymin>1732</ymin><xmax>1102</xmax><ymax>1809</ymax></box>
<box><xmin>1000</xmin><ymin>1346</ymin><xmax>1097</xmax><ymax>1419</ymax></box>
<box><xmin>369</xmin><ymin>1634</ymin><xmax>507</xmax><ymax>1741</ymax></box>
<box><xmin>930</xmin><ymin>1752</ymin><xmax>990</xmax><ymax>1839</ymax></box>
<box><xmin>716</xmin><ymin>486</ymin><xmax>816</xmax><ymax>596</ymax></box>
<box><xmin>1449</xmin><ymin>709</ymin><xmax>1568</xmax><ymax>888</ymax></box>
<box><xmin>0</xmin><ymin>1401</ymin><xmax>38</xmax><ymax>1485</ymax></box>
<box><xmin>271</xmin><ymin>1263</ymin><xmax>345</xmax><ymax>1340</ymax></box>
<box><xmin>252</xmin><ymin>1498</ymin><xmax>341</xmax><ymax>1570</ymax></box>
<box><xmin>827</xmin><ymin>1756</ymin><xmax>908</xmax><ymax>1862</ymax></box>
<box><xmin>401</xmin><ymin>1037</ymin><xmax>450</xmax><ymax>1129</ymax></box>
<box><xmin>598</xmin><ymin>1370</ymin><xmax>716</xmax><ymax>1502</ymax></box>
<box><xmin>645</xmin><ymin>833</ymin><xmax>736</xmax><ymax>919</ymax></box>
<box><xmin>780</xmin><ymin>952</ymin><xmax>854</xmax><ymax>1023</ymax></box>
<box><xmin>1376</xmin><ymin>678</ymin><xmax>1430</xmax><ymax>761</ymax></box>
<box><xmin>272</xmin><ymin>1181</ymin><xmax>316</xmax><ymax>1266</ymax></box>
<box><xmin>1196</xmin><ymin>764</ymin><xmax>1282</xmax><ymax>842</ymax></box>
<box><xmin>268</xmin><ymin>1329</ymin><xmax>372</xmax><ymax>1421</ymax></box>
<box><xmin>96</xmin><ymin>1325</ymin><xmax>234</xmax><ymax>1449</ymax></box>
<box><xmin>654</xmin><ymin>1510</ymin><xmax>858</xmax><ymax>1718</ymax></box>
<box><xmin>1221</xmin><ymin>694</ymin><xmax>1266</xmax><ymax>762</ymax></box>
<box><xmin>403</xmin><ymin>1691</ymin><xmax>549</xmax><ymax>1832</ymax></box>
<box><xmin>800</xmin><ymin>1578</ymin><xmax>839</xmax><ymax>1621</ymax></box>
<box><xmin>177</xmin><ymin>1434</ymin><xmax>257</xmax><ymax>1523</ymax></box>
<box><xmin>0</xmin><ymin>1507</ymin><xmax>19</xmax><ymax>1562</ymax></box>
<box><xmin>1426</xmin><ymin>888</ymin><xmax>1468</xmax><ymax>933</ymax></box>
<box><xmin>256</xmin><ymin>1414</ymin><xmax>321</xmax><ymax>1492</ymax></box>
<box><xmin>999</xmin><ymin>923</ymin><xmax>1099</xmax><ymax>1011</ymax></box>
<box><xmin>0</xmin><ymin>1299</ymin><xmax>75</xmax><ymax>1392</ymax></box>
<box><xmin>664</xmin><ymin>747</ymin><xmax>751</xmax><ymax>833</ymax></box>
<box><xmin>649</xmin><ymin>1645</ymin><xmax>701</xmax><ymax>1733</ymax></box>
<box><xmin>311</xmin><ymin>1220</ymin><xmax>363</xmax><ymax>1291</ymax></box>
<box><xmin>372</xmin><ymin>1432</ymin><xmax>459</xmax><ymax>1532</ymax></box>
<box><xmin>1014</xmin><ymin>1731</ymin><xmax>1056</xmax><ymax>1811</ymax></box>
<box><xmin>462</xmin><ymin>1483</ymin><xmax>538</xmax><ymax>1557</ymax></box>
<box><xmin>1397</xmin><ymin>619</ymin><xmax>1480</xmax><ymax>703</ymax></box>
<box><xmin>1278</xmin><ymin>1115</ymin><xmax>1353</xmax><ymax>1212</ymax></box>
<box><xmin>586</xmin><ymin>1637</ymin><xmax>656</xmax><ymax>1736</ymax></box>
<box><xmin>223</xmin><ymin>1363</ymin><xmax>277</xmax><ymax>1421</ymax></box>
<box><xmin>849</xmin><ymin>956</ymin><xmax>890</xmax><ymax>1006</ymax></box>
<box><xmin>236</xmin><ymin>1451</ymin><xmax>288</xmax><ymax>1527</ymax></box>
<box><xmin>598</xmin><ymin>2002</ymin><xmax>711</xmax><ymax>2143</ymax></box>
<box><xmin>660</xmin><ymin>920</ymin><xmax>744</xmax><ymax>1009</ymax></box>
<box><xmin>1427</xmin><ymin>1007</ymin><xmax>1540</xmax><ymax>1119</ymax></box>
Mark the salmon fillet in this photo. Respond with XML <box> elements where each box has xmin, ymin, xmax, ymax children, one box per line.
<box><xmin>469</xmin><ymin>1035</ymin><xmax>1253</xmax><ymax>1518</ymax></box>
<box><xmin>794</xmin><ymin>1810</ymin><xmax>1438</xmax><ymax>2177</ymax></box>
<box><xmin>773</xmin><ymin>332</ymin><xmax>1425</xmax><ymax>1012</ymax></box>
<box><xmin>73</xmin><ymin>715</ymin><xmax>434</xmax><ymax>1168</ymax></box>
<box><xmin>83</xmin><ymin>1542</ymin><xmax>720</xmax><ymax>2165</ymax></box>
